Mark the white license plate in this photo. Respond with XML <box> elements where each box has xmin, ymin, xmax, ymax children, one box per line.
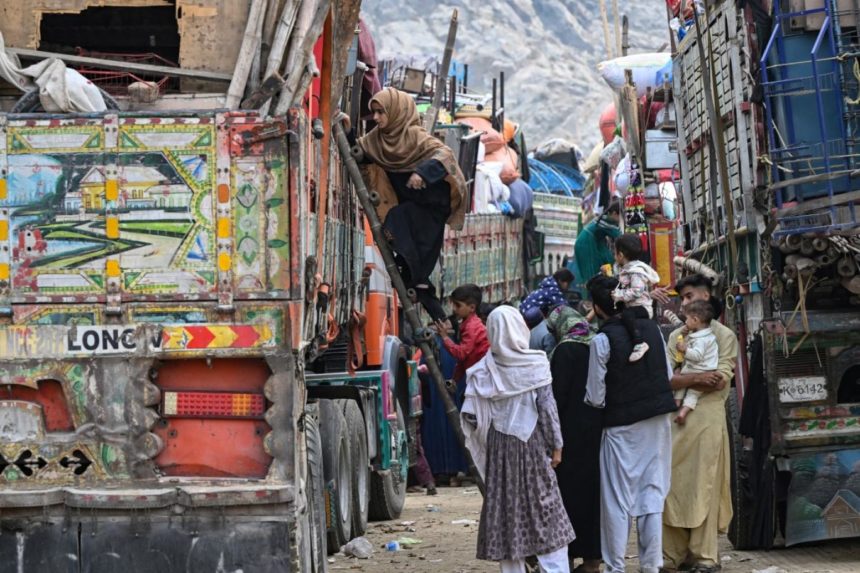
<box><xmin>778</xmin><ymin>376</ymin><xmax>828</xmax><ymax>403</ymax></box>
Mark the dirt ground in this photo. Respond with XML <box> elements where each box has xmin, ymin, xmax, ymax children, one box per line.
<box><xmin>328</xmin><ymin>487</ymin><xmax>860</xmax><ymax>573</ymax></box>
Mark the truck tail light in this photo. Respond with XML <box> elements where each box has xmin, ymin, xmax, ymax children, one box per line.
<box><xmin>162</xmin><ymin>391</ymin><xmax>265</xmax><ymax>418</ymax></box>
<box><xmin>152</xmin><ymin>359</ymin><xmax>272</xmax><ymax>478</ymax></box>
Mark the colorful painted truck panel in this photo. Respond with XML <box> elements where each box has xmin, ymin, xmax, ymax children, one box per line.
<box><xmin>0</xmin><ymin>112</ymin><xmax>292</xmax><ymax>304</ymax></box>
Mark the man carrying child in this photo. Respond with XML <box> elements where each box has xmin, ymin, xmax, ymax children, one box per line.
<box><xmin>662</xmin><ymin>274</ymin><xmax>738</xmax><ymax>573</ymax></box>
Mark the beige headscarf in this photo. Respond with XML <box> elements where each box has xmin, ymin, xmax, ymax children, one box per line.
<box><xmin>358</xmin><ymin>87</ymin><xmax>468</xmax><ymax>229</ymax></box>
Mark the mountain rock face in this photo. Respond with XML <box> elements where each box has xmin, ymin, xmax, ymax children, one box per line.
<box><xmin>362</xmin><ymin>0</ymin><xmax>669</xmax><ymax>152</ymax></box>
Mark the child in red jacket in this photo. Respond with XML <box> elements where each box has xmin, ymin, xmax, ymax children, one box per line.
<box><xmin>435</xmin><ymin>284</ymin><xmax>490</xmax><ymax>385</ymax></box>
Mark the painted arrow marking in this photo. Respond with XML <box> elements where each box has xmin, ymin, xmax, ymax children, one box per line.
<box><xmin>183</xmin><ymin>326</ymin><xmax>216</xmax><ymax>349</ymax></box>
<box><xmin>159</xmin><ymin>324</ymin><xmax>275</xmax><ymax>350</ymax></box>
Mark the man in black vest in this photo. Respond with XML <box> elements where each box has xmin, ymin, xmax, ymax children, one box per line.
<box><xmin>584</xmin><ymin>275</ymin><xmax>676</xmax><ymax>573</ymax></box>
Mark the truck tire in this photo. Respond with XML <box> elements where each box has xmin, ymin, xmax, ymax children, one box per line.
<box><xmin>726</xmin><ymin>391</ymin><xmax>757</xmax><ymax>549</ymax></box>
<box><xmin>368</xmin><ymin>403</ymin><xmax>407</xmax><ymax>521</ymax></box>
<box><xmin>343</xmin><ymin>399</ymin><xmax>370</xmax><ymax>537</ymax></box>
<box><xmin>305</xmin><ymin>406</ymin><xmax>328</xmax><ymax>572</ymax></box>
<box><xmin>318</xmin><ymin>399</ymin><xmax>352</xmax><ymax>552</ymax></box>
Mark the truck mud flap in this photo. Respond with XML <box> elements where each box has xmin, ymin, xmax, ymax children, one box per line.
<box><xmin>0</xmin><ymin>517</ymin><xmax>294</xmax><ymax>573</ymax></box>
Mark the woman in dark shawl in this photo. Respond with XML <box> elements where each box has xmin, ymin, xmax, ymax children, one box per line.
<box><xmin>546</xmin><ymin>306</ymin><xmax>603</xmax><ymax>573</ymax></box>
<box><xmin>345</xmin><ymin>87</ymin><xmax>467</xmax><ymax>321</ymax></box>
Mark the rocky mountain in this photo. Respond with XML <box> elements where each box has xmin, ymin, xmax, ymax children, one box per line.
<box><xmin>362</xmin><ymin>0</ymin><xmax>669</xmax><ymax>153</ymax></box>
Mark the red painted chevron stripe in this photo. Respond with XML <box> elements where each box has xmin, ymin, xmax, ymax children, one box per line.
<box><xmin>230</xmin><ymin>325</ymin><xmax>261</xmax><ymax>348</ymax></box>
<box><xmin>184</xmin><ymin>326</ymin><xmax>216</xmax><ymax>349</ymax></box>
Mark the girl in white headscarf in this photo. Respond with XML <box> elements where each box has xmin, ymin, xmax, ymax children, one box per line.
<box><xmin>462</xmin><ymin>305</ymin><xmax>575</xmax><ymax>573</ymax></box>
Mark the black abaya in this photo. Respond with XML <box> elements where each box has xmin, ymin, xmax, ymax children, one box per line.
<box><xmin>383</xmin><ymin>159</ymin><xmax>451</xmax><ymax>321</ymax></box>
<box><xmin>550</xmin><ymin>341</ymin><xmax>603</xmax><ymax>560</ymax></box>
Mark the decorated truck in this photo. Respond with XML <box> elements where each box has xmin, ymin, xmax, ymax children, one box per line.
<box><xmin>0</xmin><ymin>1</ymin><xmax>423</xmax><ymax>571</ymax></box>
<box><xmin>670</xmin><ymin>0</ymin><xmax>860</xmax><ymax>549</ymax></box>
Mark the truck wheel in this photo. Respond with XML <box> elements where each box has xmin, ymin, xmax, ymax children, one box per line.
<box><xmin>369</xmin><ymin>403</ymin><xmax>407</xmax><ymax>521</ymax></box>
<box><xmin>726</xmin><ymin>391</ymin><xmax>758</xmax><ymax>549</ymax></box>
<box><xmin>318</xmin><ymin>399</ymin><xmax>353</xmax><ymax>552</ymax></box>
<box><xmin>343</xmin><ymin>399</ymin><xmax>370</xmax><ymax>537</ymax></box>
<box><xmin>305</xmin><ymin>406</ymin><xmax>329</xmax><ymax>571</ymax></box>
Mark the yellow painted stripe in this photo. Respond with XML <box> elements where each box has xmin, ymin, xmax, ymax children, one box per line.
<box><xmin>0</xmin><ymin>220</ymin><xmax>8</xmax><ymax>241</ymax></box>
<box><xmin>654</xmin><ymin>231</ymin><xmax>671</xmax><ymax>288</ymax></box>
<box><xmin>0</xmin><ymin>179</ymin><xmax>6</xmax><ymax>200</ymax></box>
<box><xmin>217</xmin><ymin>218</ymin><xmax>230</xmax><ymax>239</ymax></box>
<box><xmin>0</xmin><ymin>263</ymin><xmax>8</xmax><ymax>281</ymax></box>
<box><xmin>106</xmin><ymin>217</ymin><xmax>119</xmax><ymax>239</ymax></box>
<box><xmin>106</xmin><ymin>259</ymin><xmax>121</xmax><ymax>277</ymax></box>
<box><xmin>105</xmin><ymin>179</ymin><xmax>119</xmax><ymax>201</ymax></box>
<box><xmin>218</xmin><ymin>252</ymin><xmax>231</xmax><ymax>272</ymax></box>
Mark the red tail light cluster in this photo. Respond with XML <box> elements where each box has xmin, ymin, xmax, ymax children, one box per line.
<box><xmin>152</xmin><ymin>359</ymin><xmax>273</xmax><ymax>478</ymax></box>
<box><xmin>162</xmin><ymin>391</ymin><xmax>265</xmax><ymax>419</ymax></box>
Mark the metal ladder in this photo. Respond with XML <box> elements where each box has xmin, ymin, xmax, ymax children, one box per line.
<box><xmin>334</xmin><ymin>122</ymin><xmax>486</xmax><ymax>496</ymax></box>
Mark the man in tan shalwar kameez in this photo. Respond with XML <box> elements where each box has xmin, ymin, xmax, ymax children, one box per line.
<box><xmin>662</xmin><ymin>274</ymin><xmax>738</xmax><ymax>573</ymax></box>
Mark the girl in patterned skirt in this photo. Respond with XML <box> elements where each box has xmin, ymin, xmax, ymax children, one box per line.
<box><xmin>461</xmin><ymin>305</ymin><xmax>575</xmax><ymax>573</ymax></box>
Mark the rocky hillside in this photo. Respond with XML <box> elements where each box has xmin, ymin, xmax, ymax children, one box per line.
<box><xmin>362</xmin><ymin>0</ymin><xmax>669</xmax><ymax>152</ymax></box>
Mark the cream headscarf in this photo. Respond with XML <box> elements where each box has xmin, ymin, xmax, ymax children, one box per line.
<box><xmin>358</xmin><ymin>87</ymin><xmax>468</xmax><ymax>229</ymax></box>
<box><xmin>461</xmin><ymin>305</ymin><xmax>553</xmax><ymax>478</ymax></box>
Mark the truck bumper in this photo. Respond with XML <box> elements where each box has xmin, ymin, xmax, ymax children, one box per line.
<box><xmin>0</xmin><ymin>515</ymin><xmax>296</xmax><ymax>573</ymax></box>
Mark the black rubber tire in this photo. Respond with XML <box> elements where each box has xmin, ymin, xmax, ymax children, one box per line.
<box><xmin>305</xmin><ymin>406</ymin><xmax>328</xmax><ymax>572</ymax></box>
<box><xmin>318</xmin><ymin>399</ymin><xmax>352</xmax><ymax>552</ymax></box>
<box><xmin>368</xmin><ymin>402</ymin><xmax>407</xmax><ymax>521</ymax></box>
<box><xmin>726</xmin><ymin>391</ymin><xmax>757</xmax><ymax>549</ymax></box>
<box><xmin>343</xmin><ymin>399</ymin><xmax>370</xmax><ymax>537</ymax></box>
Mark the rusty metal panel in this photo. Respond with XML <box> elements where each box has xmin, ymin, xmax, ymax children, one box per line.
<box><xmin>0</xmin><ymin>1</ymin><xmax>251</xmax><ymax>96</ymax></box>
<box><xmin>0</xmin><ymin>1</ymin><xmax>175</xmax><ymax>49</ymax></box>
<box><xmin>176</xmin><ymin>0</ymin><xmax>252</xmax><ymax>92</ymax></box>
<box><xmin>0</xmin><ymin>300</ymin><xmax>289</xmax><ymax>492</ymax></box>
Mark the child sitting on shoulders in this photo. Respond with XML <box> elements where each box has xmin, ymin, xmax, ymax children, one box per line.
<box><xmin>611</xmin><ymin>234</ymin><xmax>661</xmax><ymax>362</ymax></box>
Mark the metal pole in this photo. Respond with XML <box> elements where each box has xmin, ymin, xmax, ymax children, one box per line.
<box><xmin>499</xmin><ymin>71</ymin><xmax>505</xmax><ymax>130</ymax></box>
<box><xmin>491</xmin><ymin>78</ymin><xmax>497</xmax><ymax>130</ymax></box>
<box><xmin>334</xmin><ymin>123</ymin><xmax>486</xmax><ymax>496</ymax></box>
<box><xmin>423</xmin><ymin>9</ymin><xmax>459</xmax><ymax>132</ymax></box>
